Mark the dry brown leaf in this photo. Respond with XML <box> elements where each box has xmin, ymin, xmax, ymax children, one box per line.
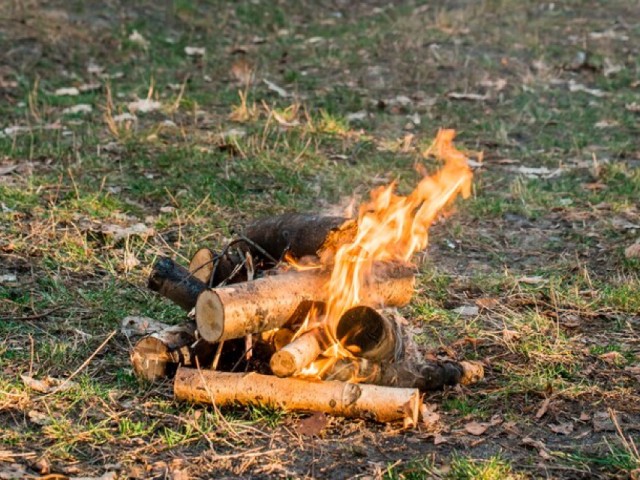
<box><xmin>522</xmin><ymin>437</ymin><xmax>551</xmax><ymax>460</ymax></box>
<box><xmin>433</xmin><ymin>434</ymin><xmax>448</xmax><ymax>445</ymax></box>
<box><xmin>475</xmin><ymin>297</ymin><xmax>499</xmax><ymax>310</ymax></box>
<box><xmin>599</xmin><ymin>351</ymin><xmax>625</xmax><ymax>364</ymax></box>
<box><xmin>579</xmin><ymin>412</ymin><xmax>591</xmax><ymax>422</ymax></box>
<box><xmin>625</xmin><ymin>243</ymin><xmax>640</xmax><ymax>259</ymax></box>
<box><xmin>593</xmin><ymin>411</ymin><xmax>616</xmax><ymax>432</ymax></box>
<box><xmin>549</xmin><ymin>422</ymin><xmax>574</xmax><ymax>435</ymax></box>
<box><xmin>535</xmin><ymin>398</ymin><xmax>551</xmax><ymax>419</ymax></box>
<box><xmin>464</xmin><ymin>421</ymin><xmax>489</xmax><ymax>436</ymax></box>
<box><xmin>420</xmin><ymin>403</ymin><xmax>442</xmax><ymax>433</ymax></box>
<box><xmin>20</xmin><ymin>375</ymin><xmax>75</xmax><ymax>394</ymax></box>
<box><xmin>231</xmin><ymin>57</ymin><xmax>254</xmax><ymax>84</ymax></box>
<box><xmin>295</xmin><ymin>411</ymin><xmax>328</xmax><ymax>437</ymax></box>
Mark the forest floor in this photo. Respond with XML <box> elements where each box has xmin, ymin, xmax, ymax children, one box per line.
<box><xmin>1</xmin><ymin>0</ymin><xmax>639</xmax><ymax>478</ymax></box>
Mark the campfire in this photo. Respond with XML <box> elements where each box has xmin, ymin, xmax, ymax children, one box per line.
<box><xmin>126</xmin><ymin>130</ymin><xmax>484</xmax><ymax>425</ymax></box>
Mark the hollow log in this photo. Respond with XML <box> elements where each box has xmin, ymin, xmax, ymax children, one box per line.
<box><xmin>196</xmin><ymin>262</ymin><xmax>415</xmax><ymax>342</ymax></box>
<box><xmin>174</xmin><ymin>367</ymin><xmax>420</xmax><ymax>423</ymax></box>
<box><xmin>148</xmin><ymin>257</ymin><xmax>207</xmax><ymax>311</ymax></box>
<box><xmin>270</xmin><ymin>306</ymin><xmax>402</xmax><ymax>377</ymax></box>
<box><xmin>131</xmin><ymin>322</ymin><xmax>215</xmax><ymax>381</ymax></box>
<box><xmin>242</xmin><ymin>214</ymin><xmax>353</xmax><ymax>260</ymax></box>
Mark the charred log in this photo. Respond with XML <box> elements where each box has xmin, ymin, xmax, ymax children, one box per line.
<box><xmin>148</xmin><ymin>257</ymin><xmax>208</xmax><ymax>311</ymax></box>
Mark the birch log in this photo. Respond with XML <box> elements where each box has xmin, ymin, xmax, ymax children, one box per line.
<box><xmin>174</xmin><ymin>367</ymin><xmax>420</xmax><ymax>423</ymax></box>
<box><xmin>196</xmin><ymin>263</ymin><xmax>414</xmax><ymax>342</ymax></box>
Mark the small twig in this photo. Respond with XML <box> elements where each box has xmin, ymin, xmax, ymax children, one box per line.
<box><xmin>211</xmin><ymin>341</ymin><xmax>225</xmax><ymax>370</ymax></box>
<box><xmin>1</xmin><ymin>306</ymin><xmax>63</xmax><ymax>322</ymax></box>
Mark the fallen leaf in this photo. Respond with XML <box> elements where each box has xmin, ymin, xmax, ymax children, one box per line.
<box><xmin>263</xmin><ymin>79</ymin><xmax>289</xmax><ymax>98</ymax></box>
<box><xmin>128</xmin><ymin>30</ymin><xmax>149</xmax><ymax>48</ymax></box>
<box><xmin>420</xmin><ymin>403</ymin><xmax>441</xmax><ymax>433</ymax></box>
<box><xmin>592</xmin><ymin>411</ymin><xmax>616</xmax><ymax>432</ymax></box>
<box><xmin>101</xmin><ymin>223</ymin><xmax>154</xmax><ymax>241</ymax></box>
<box><xmin>464</xmin><ymin>421</ymin><xmax>489</xmax><ymax>436</ymax></box>
<box><xmin>626</xmin><ymin>102</ymin><xmax>640</xmax><ymax>112</ymax></box>
<box><xmin>185</xmin><ymin>46</ymin><xmax>205</xmax><ymax>57</ymax></box>
<box><xmin>346</xmin><ymin>111</ymin><xmax>368</xmax><ymax>122</ymax></box>
<box><xmin>21</xmin><ymin>375</ymin><xmax>75</xmax><ymax>394</ymax></box>
<box><xmin>27</xmin><ymin>410</ymin><xmax>51</xmax><ymax>426</ymax></box>
<box><xmin>55</xmin><ymin>87</ymin><xmax>80</xmax><ymax>96</ymax></box>
<box><xmin>579</xmin><ymin>412</ymin><xmax>591</xmax><ymax>422</ymax></box>
<box><xmin>112</xmin><ymin>113</ymin><xmax>137</xmax><ymax>123</ymax></box>
<box><xmin>535</xmin><ymin>398</ymin><xmax>551</xmax><ymax>419</ymax></box>
<box><xmin>625</xmin><ymin>243</ymin><xmax>640</xmax><ymax>259</ymax></box>
<box><xmin>0</xmin><ymin>165</ymin><xmax>19</xmax><ymax>176</ymax></box>
<box><xmin>230</xmin><ymin>57</ymin><xmax>254</xmax><ymax>84</ymax></box>
<box><xmin>599</xmin><ymin>351</ymin><xmax>625</xmax><ymax>364</ymax></box>
<box><xmin>502</xmin><ymin>329</ymin><xmax>520</xmax><ymax>342</ymax></box>
<box><xmin>295</xmin><ymin>411</ymin><xmax>327</xmax><ymax>436</ymax></box>
<box><xmin>0</xmin><ymin>273</ymin><xmax>17</xmax><ymax>283</ymax></box>
<box><xmin>62</xmin><ymin>104</ymin><xmax>92</xmax><ymax>115</ymax></box>
<box><xmin>568</xmin><ymin>80</ymin><xmax>607</xmax><ymax>98</ymax></box>
<box><xmin>517</xmin><ymin>275</ymin><xmax>547</xmax><ymax>285</ymax></box>
<box><xmin>447</xmin><ymin>92</ymin><xmax>490</xmax><ymax>101</ymax></box>
<box><xmin>549</xmin><ymin>422</ymin><xmax>574</xmax><ymax>435</ymax></box>
<box><xmin>127</xmin><ymin>99</ymin><xmax>161</xmax><ymax>114</ymax></box>
<box><xmin>522</xmin><ymin>437</ymin><xmax>551</xmax><ymax>460</ymax></box>
<box><xmin>595</xmin><ymin>120</ymin><xmax>619</xmax><ymax>128</ymax></box>
<box><xmin>433</xmin><ymin>433</ymin><xmax>448</xmax><ymax>445</ymax></box>
<box><xmin>475</xmin><ymin>298</ymin><xmax>499</xmax><ymax>309</ymax></box>
<box><xmin>453</xmin><ymin>305</ymin><xmax>479</xmax><ymax>316</ymax></box>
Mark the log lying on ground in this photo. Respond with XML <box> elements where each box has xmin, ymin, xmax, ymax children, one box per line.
<box><xmin>131</xmin><ymin>321</ymin><xmax>215</xmax><ymax>381</ymax></box>
<box><xmin>270</xmin><ymin>306</ymin><xmax>402</xmax><ymax>377</ymax></box>
<box><xmin>196</xmin><ymin>262</ymin><xmax>415</xmax><ymax>342</ymax></box>
<box><xmin>148</xmin><ymin>257</ymin><xmax>208</xmax><ymax>310</ymax></box>
<box><xmin>241</xmin><ymin>214</ymin><xmax>353</xmax><ymax>260</ymax></box>
<box><xmin>322</xmin><ymin>358</ymin><xmax>484</xmax><ymax>391</ymax></box>
<box><xmin>174</xmin><ymin>367</ymin><xmax>420</xmax><ymax>423</ymax></box>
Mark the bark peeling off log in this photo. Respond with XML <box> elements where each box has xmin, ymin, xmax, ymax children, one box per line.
<box><xmin>196</xmin><ymin>263</ymin><xmax>414</xmax><ymax>343</ymax></box>
<box><xmin>174</xmin><ymin>367</ymin><xmax>420</xmax><ymax>423</ymax></box>
<box><xmin>148</xmin><ymin>257</ymin><xmax>207</xmax><ymax>311</ymax></box>
<box><xmin>242</xmin><ymin>214</ymin><xmax>351</xmax><ymax>260</ymax></box>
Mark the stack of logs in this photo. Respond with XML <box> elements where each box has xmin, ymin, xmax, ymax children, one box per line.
<box><xmin>130</xmin><ymin>214</ymin><xmax>483</xmax><ymax>424</ymax></box>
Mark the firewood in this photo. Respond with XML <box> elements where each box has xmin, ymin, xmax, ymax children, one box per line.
<box><xmin>270</xmin><ymin>329</ymin><xmax>327</xmax><ymax>377</ymax></box>
<box><xmin>130</xmin><ymin>321</ymin><xmax>214</xmax><ymax>381</ymax></box>
<box><xmin>322</xmin><ymin>358</ymin><xmax>484</xmax><ymax>391</ymax></box>
<box><xmin>241</xmin><ymin>214</ymin><xmax>354</xmax><ymax>260</ymax></box>
<box><xmin>270</xmin><ymin>306</ymin><xmax>402</xmax><ymax>377</ymax></box>
<box><xmin>189</xmin><ymin>248</ymin><xmax>247</xmax><ymax>286</ymax></box>
<box><xmin>148</xmin><ymin>257</ymin><xmax>207</xmax><ymax>310</ymax></box>
<box><xmin>174</xmin><ymin>367</ymin><xmax>420</xmax><ymax>423</ymax></box>
<box><xmin>195</xmin><ymin>262</ymin><xmax>415</xmax><ymax>342</ymax></box>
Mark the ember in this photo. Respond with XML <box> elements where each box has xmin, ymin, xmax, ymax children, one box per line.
<box><xmin>131</xmin><ymin>129</ymin><xmax>483</xmax><ymax>424</ymax></box>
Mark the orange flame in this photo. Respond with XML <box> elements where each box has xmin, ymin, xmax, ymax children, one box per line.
<box><xmin>290</xmin><ymin>129</ymin><xmax>473</xmax><ymax>375</ymax></box>
<box><xmin>323</xmin><ymin>129</ymin><xmax>473</xmax><ymax>326</ymax></box>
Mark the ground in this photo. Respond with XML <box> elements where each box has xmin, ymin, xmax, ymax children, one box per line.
<box><xmin>0</xmin><ymin>0</ymin><xmax>639</xmax><ymax>478</ymax></box>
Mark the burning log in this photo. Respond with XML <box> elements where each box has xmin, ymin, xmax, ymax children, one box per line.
<box><xmin>174</xmin><ymin>367</ymin><xmax>420</xmax><ymax>423</ymax></box>
<box><xmin>270</xmin><ymin>329</ymin><xmax>327</xmax><ymax>377</ymax></box>
<box><xmin>195</xmin><ymin>262</ymin><xmax>415</xmax><ymax>343</ymax></box>
<box><xmin>131</xmin><ymin>321</ymin><xmax>215</xmax><ymax>381</ymax></box>
<box><xmin>323</xmin><ymin>358</ymin><xmax>484</xmax><ymax>391</ymax></box>
<box><xmin>270</xmin><ymin>306</ymin><xmax>402</xmax><ymax>377</ymax></box>
<box><xmin>148</xmin><ymin>257</ymin><xmax>207</xmax><ymax>311</ymax></box>
<box><xmin>241</xmin><ymin>214</ymin><xmax>354</xmax><ymax>260</ymax></box>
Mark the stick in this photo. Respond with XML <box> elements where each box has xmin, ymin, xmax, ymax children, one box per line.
<box><xmin>195</xmin><ymin>263</ymin><xmax>414</xmax><ymax>342</ymax></box>
<box><xmin>148</xmin><ymin>257</ymin><xmax>207</xmax><ymax>310</ymax></box>
<box><xmin>270</xmin><ymin>329</ymin><xmax>326</xmax><ymax>377</ymax></box>
<box><xmin>174</xmin><ymin>367</ymin><xmax>420</xmax><ymax>423</ymax></box>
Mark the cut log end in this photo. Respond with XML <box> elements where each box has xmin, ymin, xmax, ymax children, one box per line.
<box><xmin>195</xmin><ymin>290</ymin><xmax>225</xmax><ymax>342</ymax></box>
<box><xmin>189</xmin><ymin>248</ymin><xmax>215</xmax><ymax>283</ymax></box>
<box><xmin>460</xmin><ymin>361</ymin><xmax>484</xmax><ymax>385</ymax></box>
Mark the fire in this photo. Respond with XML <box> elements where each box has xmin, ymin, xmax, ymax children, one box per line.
<box><xmin>291</xmin><ymin>129</ymin><xmax>473</xmax><ymax>374</ymax></box>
